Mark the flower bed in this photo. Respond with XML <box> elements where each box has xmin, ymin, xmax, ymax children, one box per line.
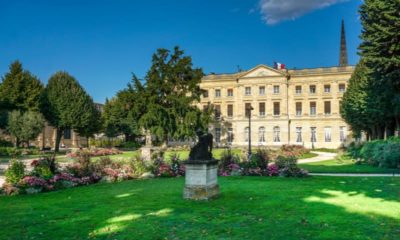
<box><xmin>67</xmin><ymin>148</ymin><xmax>122</xmax><ymax>158</ymax></box>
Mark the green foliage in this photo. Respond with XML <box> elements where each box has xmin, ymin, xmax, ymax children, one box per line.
<box><xmin>357</xmin><ymin>137</ymin><xmax>400</xmax><ymax>168</ymax></box>
<box><xmin>0</xmin><ymin>139</ymin><xmax>13</xmax><ymax>147</ymax></box>
<box><xmin>129</xmin><ymin>154</ymin><xmax>149</xmax><ymax>177</ymax></box>
<box><xmin>89</xmin><ymin>138</ymin><xmax>124</xmax><ymax>148</ymax></box>
<box><xmin>5</xmin><ymin>159</ymin><xmax>25</xmax><ymax>184</ymax></box>
<box><xmin>7</xmin><ymin>110</ymin><xmax>45</xmax><ymax>146</ymax></box>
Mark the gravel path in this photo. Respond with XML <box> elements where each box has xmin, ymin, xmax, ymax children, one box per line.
<box><xmin>298</xmin><ymin>151</ymin><xmax>337</xmax><ymax>163</ymax></box>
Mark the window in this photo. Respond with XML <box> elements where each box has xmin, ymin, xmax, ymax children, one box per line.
<box><xmin>227</xmin><ymin>89</ymin><xmax>233</xmax><ymax>97</ymax></box>
<box><xmin>296</xmin><ymin>102</ymin><xmax>302</xmax><ymax>116</ymax></box>
<box><xmin>273</xmin><ymin>127</ymin><xmax>280</xmax><ymax>142</ymax></box>
<box><xmin>203</xmin><ymin>105</ymin><xmax>208</xmax><ymax>112</ymax></box>
<box><xmin>259</xmin><ymin>127</ymin><xmax>265</xmax><ymax>143</ymax></box>
<box><xmin>311</xmin><ymin>127</ymin><xmax>317</xmax><ymax>142</ymax></box>
<box><xmin>339</xmin><ymin>100</ymin><xmax>343</xmax><ymax>113</ymax></box>
<box><xmin>339</xmin><ymin>84</ymin><xmax>346</xmax><ymax>93</ymax></box>
<box><xmin>340</xmin><ymin>126</ymin><xmax>347</xmax><ymax>142</ymax></box>
<box><xmin>259</xmin><ymin>102</ymin><xmax>265</xmax><ymax>116</ymax></box>
<box><xmin>310</xmin><ymin>102</ymin><xmax>316</xmax><ymax>116</ymax></box>
<box><xmin>295</xmin><ymin>86</ymin><xmax>302</xmax><ymax>94</ymax></box>
<box><xmin>324</xmin><ymin>127</ymin><xmax>332</xmax><ymax>142</ymax></box>
<box><xmin>244</xmin><ymin>127</ymin><xmax>249</xmax><ymax>142</ymax></box>
<box><xmin>215</xmin><ymin>89</ymin><xmax>221</xmax><ymax>98</ymax></box>
<box><xmin>324</xmin><ymin>101</ymin><xmax>331</xmax><ymax>115</ymax></box>
<box><xmin>227</xmin><ymin>128</ymin><xmax>234</xmax><ymax>144</ymax></box>
<box><xmin>296</xmin><ymin>127</ymin><xmax>302</xmax><ymax>143</ymax></box>
<box><xmin>214</xmin><ymin>105</ymin><xmax>221</xmax><ymax>120</ymax></box>
<box><xmin>64</xmin><ymin>129</ymin><xmax>72</xmax><ymax>140</ymax></box>
<box><xmin>259</xmin><ymin>86</ymin><xmax>265</xmax><ymax>95</ymax></box>
<box><xmin>324</xmin><ymin>84</ymin><xmax>331</xmax><ymax>93</ymax></box>
<box><xmin>273</xmin><ymin>102</ymin><xmax>280</xmax><ymax>116</ymax></box>
<box><xmin>215</xmin><ymin>128</ymin><xmax>221</xmax><ymax>143</ymax></box>
<box><xmin>309</xmin><ymin>85</ymin><xmax>316</xmax><ymax>94</ymax></box>
<box><xmin>227</xmin><ymin>104</ymin><xmax>233</xmax><ymax>117</ymax></box>
<box><xmin>203</xmin><ymin>90</ymin><xmax>209</xmax><ymax>98</ymax></box>
<box><xmin>245</xmin><ymin>87</ymin><xmax>251</xmax><ymax>96</ymax></box>
<box><xmin>273</xmin><ymin>85</ymin><xmax>280</xmax><ymax>94</ymax></box>
<box><xmin>245</xmin><ymin>103</ymin><xmax>252</xmax><ymax>118</ymax></box>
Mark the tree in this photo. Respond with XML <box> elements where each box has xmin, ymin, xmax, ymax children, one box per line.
<box><xmin>7</xmin><ymin>110</ymin><xmax>45</xmax><ymax>147</ymax></box>
<box><xmin>139</xmin><ymin>47</ymin><xmax>208</xmax><ymax>145</ymax></box>
<box><xmin>358</xmin><ymin>0</ymin><xmax>400</xmax><ymax>135</ymax></box>
<box><xmin>0</xmin><ymin>61</ymin><xmax>44</xmax><ymax>112</ymax></box>
<box><xmin>42</xmin><ymin>71</ymin><xmax>100</xmax><ymax>152</ymax></box>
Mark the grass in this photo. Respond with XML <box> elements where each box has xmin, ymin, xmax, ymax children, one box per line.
<box><xmin>0</xmin><ymin>176</ymin><xmax>399</xmax><ymax>239</ymax></box>
<box><xmin>312</xmin><ymin>148</ymin><xmax>340</xmax><ymax>153</ymax></box>
<box><xmin>299</xmin><ymin>154</ymin><xmax>400</xmax><ymax>174</ymax></box>
<box><xmin>298</xmin><ymin>152</ymin><xmax>318</xmax><ymax>159</ymax></box>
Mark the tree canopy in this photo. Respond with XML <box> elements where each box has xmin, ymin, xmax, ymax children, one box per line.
<box><xmin>7</xmin><ymin>110</ymin><xmax>45</xmax><ymax>147</ymax></box>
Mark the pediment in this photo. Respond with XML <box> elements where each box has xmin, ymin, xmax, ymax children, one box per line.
<box><xmin>240</xmin><ymin>65</ymin><xmax>284</xmax><ymax>78</ymax></box>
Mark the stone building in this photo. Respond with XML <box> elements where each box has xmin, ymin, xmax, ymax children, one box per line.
<box><xmin>199</xmin><ymin>21</ymin><xmax>354</xmax><ymax>149</ymax></box>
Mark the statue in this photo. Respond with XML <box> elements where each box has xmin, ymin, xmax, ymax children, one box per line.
<box><xmin>188</xmin><ymin>129</ymin><xmax>213</xmax><ymax>161</ymax></box>
<box><xmin>145</xmin><ymin>131</ymin><xmax>152</xmax><ymax>146</ymax></box>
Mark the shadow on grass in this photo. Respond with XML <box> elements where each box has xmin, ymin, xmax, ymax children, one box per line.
<box><xmin>0</xmin><ymin>177</ymin><xmax>399</xmax><ymax>239</ymax></box>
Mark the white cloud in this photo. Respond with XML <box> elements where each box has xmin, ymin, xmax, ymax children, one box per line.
<box><xmin>259</xmin><ymin>0</ymin><xmax>349</xmax><ymax>25</ymax></box>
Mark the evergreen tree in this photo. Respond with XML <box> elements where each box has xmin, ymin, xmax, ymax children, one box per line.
<box><xmin>42</xmin><ymin>71</ymin><xmax>100</xmax><ymax>152</ymax></box>
<box><xmin>139</xmin><ymin>47</ymin><xmax>208</xmax><ymax>145</ymax></box>
<box><xmin>7</xmin><ymin>110</ymin><xmax>45</xmax><ymax>147</ymax></box>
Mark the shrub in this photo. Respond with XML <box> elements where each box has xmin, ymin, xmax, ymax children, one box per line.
<box><xmin>31</xmin><ymin>155</ymin><xmax>58</xmax><ymax>179</ymax></box>
<box><xmin>129</xmin><ymin>154</ymin><xmax>149</xmax><ymax>177</ymax></box>
<box><xmin>275</xmin><ymin>155</ymin><xmax>308</xmax><ymax>177</ymax></box>
<box><xmin>89</xmin><ymin>138</ymin><xmax>124</xmax><ymax>148</ymax></box>
<box><xmin>377</xmin><ymin>142</ymin><xmax>400</xmax><ymax>168</ymax></box>
<box><xmin>169</xmin><ymin>153</ymin><xmax>185</xmax><ymax>176</ymax></box>
<box><xmin>5</xmin><ymin>160</ymin><xmax>25</xmax><ymax>184</ymax></box>
<box><xmin>267</xmin><ymin>164</ymin><xmax>279</xmax><ymax>176</ymax></box>
<box><xmin>279</xmin><ymin>145</ymin><xmax>309</xmax><ymax>158</ymax></box>
<box><xmin>0</xmin><ymin>139</ymin><xmax>13</xmax><ymax>147</ymax></box>
<box><xmin>0</xmin><ymin>147</ymin><xmax>21</xmax><ymax>157</ymax></box>
<box><xmin>118</xmin><ymin>141</ymin><xmax>141</xmax><ymax>150</ymax></box>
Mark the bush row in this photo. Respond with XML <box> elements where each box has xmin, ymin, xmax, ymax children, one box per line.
<box><xmin>0</xmin><ymin>147</ymin><xmax>42</xmax><ymax>157</ymax></box>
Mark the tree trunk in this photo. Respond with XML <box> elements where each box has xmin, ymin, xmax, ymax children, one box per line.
<box><xmin>54</xmin><ymin>128</ymin><xmax>63</xmax><ymax>153</ymax></box>
<box><xmin>395</xmin><ymin>117</ymin><xmax>400</xmax><ymax>137</ymax></box>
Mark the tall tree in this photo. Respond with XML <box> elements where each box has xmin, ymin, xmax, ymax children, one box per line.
<box><xmin>359</xmin><ymin>0</ymin><xmax>400</xmax><ymax>134</ymax></box>
<box><xmin>139</xmin><ymin>47</ymin><xmax>208</xmax><ymax>145</ymax></box>
<box><xmin>42</xmin><ymin>71</ymin><xmax>100</xmax><ymax>152</ymax></box>
<box><xmin>7</xmin><ymin>110</ymin><xmax>45</xmax><ymax>147</ymax></box>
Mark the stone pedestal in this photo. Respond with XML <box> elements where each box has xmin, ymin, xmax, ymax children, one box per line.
<box><xmin>183</xmin><ymin>160</ymin><xmax>220</xmax><ymax>201</ymax></box>
<box><xmin>140</xmin><ymin>146</ymin><xmax>155</xmax><ymax>161</ymax></box>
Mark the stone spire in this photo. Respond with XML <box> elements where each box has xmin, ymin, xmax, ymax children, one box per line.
<box><xmin>339</xmin><ymin>19</ymin><xmax>348</xmax><ymax>67</ymax></box>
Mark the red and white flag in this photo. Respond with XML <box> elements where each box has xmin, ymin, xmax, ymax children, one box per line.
<box><xmin>274</xmin><ymin>62</ymin><xmax>286</xmax><ymax>70</ymax></box>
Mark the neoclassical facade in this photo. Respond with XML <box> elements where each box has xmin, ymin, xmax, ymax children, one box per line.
<box><xmin>199</xmin><ymin>64</ymin><xmax>354</xmax><ymax>149</ymax></box>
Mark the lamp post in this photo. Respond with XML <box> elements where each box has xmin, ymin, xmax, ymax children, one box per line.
<box><xmin>247</xmin><ymin>105</ymin><xmax>254</xmax><ymax>159</ymax></box>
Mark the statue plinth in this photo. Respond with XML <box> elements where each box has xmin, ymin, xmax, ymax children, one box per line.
<box><xmin>183</xmin><ymin>160</ymin><xmax>220</xmax><ymax>201</ymax></box>
<box><xmin>140</xmin><ymin>145</ymin><xmax>155</xmax><ymax>161</ymax></box>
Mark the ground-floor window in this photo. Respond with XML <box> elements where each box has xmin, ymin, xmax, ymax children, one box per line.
<box><xmin>311</xmin><ymin>127</ymin><xmax>317</xmax><ymax>142</ymax></box>
<box><xmin>340</xmin><ymin>126</ymin><xmax>347</xmax><ymax>142</ymax></box>
<box><xmin>324</xmin><ymin>127</ymin><xmax>332</xmax><ymax>142</ymax></box>
<box><xmin>227</xmin><ymin>128</ymin><xmax>233</xmax><ymax>144</ymax></box>
<box><xmin>215</xmin><ymin>128</ymin><xmax>221</xmax><ymax>143</ymax></box>
<box><xmin>259</xmin><ymin>127</ymin><xmax>265</xmax><ymax>143</ymax></box>
<box><xmin>64</xmin><ymin>129</ymin><xmax>72</xmax><ymax>140</ymax></box>
<box><xmin>244</xmin><ymin>127</ymin><xmax>249</xmax><ymax>142</ymax></box>
<box><xmin>296</xmin><ymin>127</ymin><xmax>302</xmax><ymax>143</ymax></box>
<box><xmin>273</xmin><ymin>126</ymin><xmax>280</xmax><ymax>142</ymax></box>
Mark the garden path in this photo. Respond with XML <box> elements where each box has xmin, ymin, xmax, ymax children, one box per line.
<box><xmin>298</xmin><ymin>151</ymin><xmax>337</xmax><ymax>163</ymax></box>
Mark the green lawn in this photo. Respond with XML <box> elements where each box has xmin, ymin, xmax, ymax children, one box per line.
<box><xmin>299</xmin><ymin>155</ymin><xmax>400</xmax><ymax>174</ymax></box>
<box><xmin>0</xmin><ymin>177</ymin><xmax>399</xmax><ymax>239</ymax></box>
<box><xmin>0</xmin><ymin>155</ymin><xmax>42</xmax><ymax>163</ymax></box>
<box><xmin>298</xmin><ymin>152</ymin><xmax>318</xmax><ymax>159</ymax></box>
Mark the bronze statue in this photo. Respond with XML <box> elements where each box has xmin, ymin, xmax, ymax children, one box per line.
<box><xmin>189</xmin><ymin>129</ymin><xmax>213</xmax><ymax>161</ymax></box>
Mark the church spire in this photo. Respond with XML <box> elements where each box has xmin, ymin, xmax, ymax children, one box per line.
<box><xmin>339</xmin><ymin>19</ymin><xmax>348</xmax><ymax>67</ymax></box>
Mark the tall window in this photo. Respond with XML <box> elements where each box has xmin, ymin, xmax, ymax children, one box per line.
<box><xmin>244</xmin><ymin>127</ymin><xmax>249</xmax><ymax>142</ymax></box>
<box><xmin>296</xmin><ymin>127</ymin><xmax>302</xmax><ymax>143</ymax></box>
<box><xmin>296</xmin><ymin>102</ymin><xmax>302</xmax><ymax>116</ymax></box>
<box><xmin>273</xmin><ymin>127</ymin><xmax>280</xmax><ymax>142</ymax></box>
<box><xmin>227</xmin><ymin>104</ymin><xmax>233</xmax><ymax>118</ymax></box>
<box><xmin>324</xmin><ymin>84</ymin><xmax>331</xmax><ymax>93</ymax></box>
<box><xmin>311</xmin><ymin>127</ymin><xmax>317</xmax><ymax>142</ymax></box>
<box><xmin>273</xmin><ymin>85</ymin><xmax>280</xmax><ymax>94</ymax></box>
<box><xmin>227</xmin><ymin>128</ymin><xmax>234</xmax><ymax>144</ymax></box>
<box><xmin>310</xmin><ymin>102</ymin><xmax>316</xmax><ymax>116</ymax></box>
<box><xmin>259</xmin><ymin>102</ymin><xmax>265</xmax><ymax>116</ymax></box>
<box><xmin>203</xmin><ymin>90</ymin><xmax>209</xmax><ymax>98</ymax></box>
<box><xmin>259</xmin><ymin>127</ymin><xmax>265</xmax><ymax>143</ymax></box>
<box><xmin>309</xmin><ymin>85</ymin><xmax>316</xmax><ymax>94</ymax></box>
<box><xmin>245</xmin><ymin>87</ymin><xmax>251</xmax><ymax>96</ymax></box>
<box><xmin>324</xmin><ymin>101</ymin><xmax>331</xmax><ymax>115</ymax></box>
<box><xmin>64</xmin><ymin>129</ymin><xmax>72</xmax><ymax>140</ymax></box>
<box><xmin>273</xmin><ymin>102</ymin><xmax>280</xmax><ymax>116</ymax></box>
<box><xmin>215</xmin><ymin>89</ymin><xmax>221</xmax><ymax>98</ymax></box>
<box><xmin>227</xmin><ymin>89</ymin><xmax>233</xmax><ymax>97</ymax></box>
<box><xmin>214</xmin><ymin>105</ymin><xmax>221</xmax><ymax>120</ymax></box>
<box><xmin>245</xmin><ymin>103</ymin><xmax>252</xmax><ymax>118</ymax></box>
<box><xmin>259</xmin><ymin>86</ymin><xmax>265</xmax><ymax>95</ymax></box>
<box><xmin>340</xmin><ymin>126</ymin><xmax>347</xmax><ymax>142</ymax></box>
<box><xmin>215</xmin><ymin>128</ymin><xmax>221</xmax><ymax>143</ymax></box>
<box><xmin>324</xmin><ymin>127</ymin><xmax>332</xmax><ymax>142</ymax></box>
<box><xmin>339</xmin><ymin>84</ymin><xmax>346</xmax><ymax>93</ymax></box>
<box><xmin>295</xmin><ymin>86</ymin><xmax>302</xmax><ymax>94</ymax></box>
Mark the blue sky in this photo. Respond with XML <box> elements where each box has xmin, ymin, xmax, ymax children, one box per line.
<box><xmin>0</xmin><ymin>0</ymin><xmax>362</xmax><ymax>103</ymax></box>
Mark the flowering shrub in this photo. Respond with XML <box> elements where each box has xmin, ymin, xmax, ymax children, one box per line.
<box><xmin>275</xmin><ymin>155</ymin><xmax>309</xmax><ymax>177</ymax></box>
<box><xmin>67</xmin><ymin>148</ymin><xmax>122</xmax><ymax>158</ymax></box>
<box><xmin>19</xmin><ymin>176</ymin><xmax>51</xmax><ymax>194</ymax></box>
<box><xmin>267</xmin><ymin>164</ymin><xmax>279</xmax><ymax>176</ymax></box>
<box><xmin>279</xmin><ymin>145</ymin><xmax>309</xmax><ymax>158</ymax></box>
<box><xmin>5</xmin><ymin>160</ymin><xmax>25</xmax><ymax>184</ymax></box>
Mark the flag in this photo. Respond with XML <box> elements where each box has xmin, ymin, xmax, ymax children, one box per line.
<box><xmin>274</xmin><ymin>62</ymin><xmax>286</xmax><ymax>70</ymax></box>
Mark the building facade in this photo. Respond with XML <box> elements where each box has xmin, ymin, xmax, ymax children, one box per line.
<box><xmin>199</xmin><ymin>65</ymin><xmax>354</xmax><ymax>149</ymax></box>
